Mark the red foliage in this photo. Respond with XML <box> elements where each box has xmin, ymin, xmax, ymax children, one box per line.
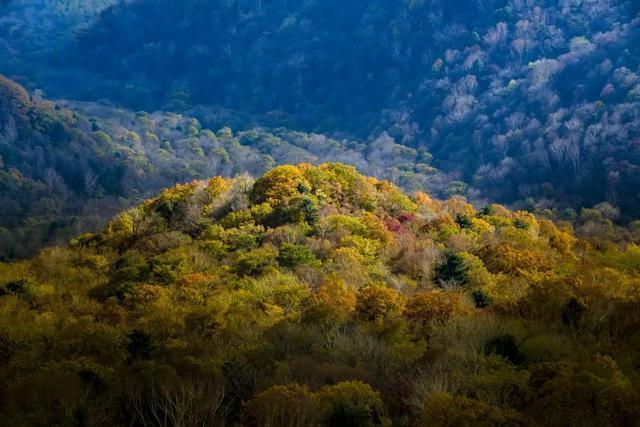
<box><xmin>398</xmin><ymin>213</ymin><xmax>417</xmax><ymax>223</ymax></box>
<box><xmin>384</xmin><ymin>217</ymin><xmax>405</xmax><ymax>233</ymax></box>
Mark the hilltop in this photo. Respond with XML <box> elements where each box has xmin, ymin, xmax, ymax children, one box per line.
<box><xmin>0</xmin><ymin>163</ymin><xmax>639</xmax><ymax>425</ymax></box>
<box><xmin>0</xmin><ymin>76</ymin><xmax>437</xmax><ymax>259</ymax></box>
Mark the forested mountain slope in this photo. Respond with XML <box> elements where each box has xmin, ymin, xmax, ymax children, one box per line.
<box><xmin>0</xmin><ymin>75</ymin><xmax>131</xmax><ymax>258</ymax></box>
<box><xmin>6</xmin><ymin>0</ymin><xmax>638</xmax><ymax>217</ymax></box>
<box><xmin>0</xmin><ymin>0</ymin><xmax>116</xmax><ymax>59</ymax></box>
<box><xmin>0</xmin><ymin>164</ymin><xmax>639</xmax><ymax>425</ymax></box>
<box><xmin>0</xmin><ymin>0</ymin><xmax>117</xmax><ymax>89</ymax></box>
<box><xmin>0</xmin><ymin>76</ymin><xmax>437</xmax><ymax>259</ymax></box>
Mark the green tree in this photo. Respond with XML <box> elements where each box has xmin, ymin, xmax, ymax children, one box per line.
<box><xmin>277</xmin><ymin>243</ymin><xmax>318</xmax><ymax>268</ymax></box>
<box><xmin>435</xmin><ymin>250</ymin><xmax>469</xmax><ymax>287</ymax></box>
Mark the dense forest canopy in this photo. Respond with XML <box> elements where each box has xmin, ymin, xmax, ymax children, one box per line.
<box><xmin>2</xmin><ymin>0</ymin><xmax>640</xmax><ymax>219</ymax></box>
<box><xmin>0</xmin><ymin>164</ymin><xmax>639</xmax><ymax>425</ymax></box>
<box><xmin>2</xmin><ymin>2</ymin><xmax>640</xmax><ymax>424</ymax></box>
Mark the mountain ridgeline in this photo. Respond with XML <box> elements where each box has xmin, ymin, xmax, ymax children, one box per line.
<box><xmin>0</xmin><ymin>164</ymin><xmax>639</xmax><ymax>425</ymax></box>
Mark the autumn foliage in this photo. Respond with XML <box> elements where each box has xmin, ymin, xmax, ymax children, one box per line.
<box><xmin>0</xmin><ymin>164</ymin><xmax>639</xmax><ymax>425</ymax></box>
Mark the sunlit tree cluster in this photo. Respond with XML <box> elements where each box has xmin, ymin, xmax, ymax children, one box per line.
<box><xmin>1</xmin><ymin>163</ymin><xmax>639</xmax><ymax>425</ymax></box>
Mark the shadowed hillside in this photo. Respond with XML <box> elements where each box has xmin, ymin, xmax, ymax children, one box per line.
<box><xmin>2</xmin><ymin>1</ymin><xmax>640</xmax><ymax>217</ymax></box>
